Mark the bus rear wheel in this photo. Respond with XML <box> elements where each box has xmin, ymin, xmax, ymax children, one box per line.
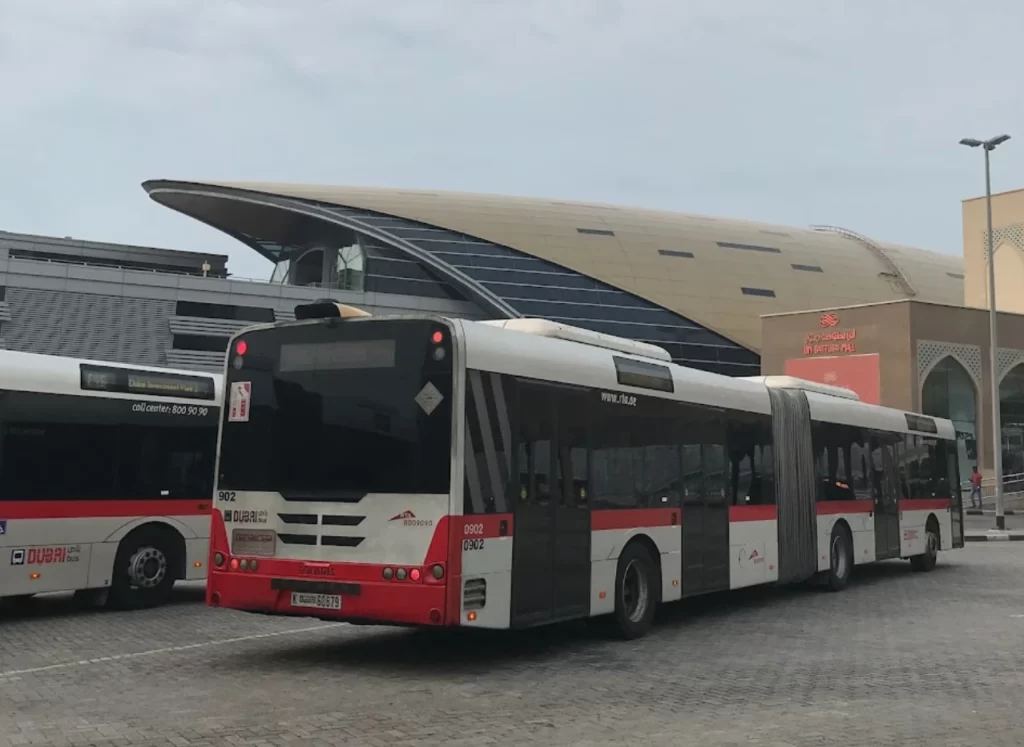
<box><xmin>108</xmin><ymin>529</ymin><xmax>178</xmax><ymax>610</ymax></box>
<box><xmin>610</xmin><ymin>543</ymin><xmax>658</xmax><ymax>639</ymax></box>
<box><xmin>910</xmin><ymin>524</ymin><xmax>939</xmax><ymax>572</ymax></box>
<box><xmin>826</xmin><ymin>524</ymin><xmax>853</xmax><ymax>592</ymax></box>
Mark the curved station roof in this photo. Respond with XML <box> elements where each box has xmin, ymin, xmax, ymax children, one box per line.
<box><xmin>144</xmin><ymin>180</ymin><xmax>964</xmax><ymax>375</ymax></box>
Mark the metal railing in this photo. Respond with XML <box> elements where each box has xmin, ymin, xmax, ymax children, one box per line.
<box><xmin>960</xmin><ymin>471</ymin><xmax>1024</xmax><ymax>511</ymax></box>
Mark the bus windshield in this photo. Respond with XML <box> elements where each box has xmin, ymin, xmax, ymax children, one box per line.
<box><xmin>218</xmin><ymin>319</ymin><xmax>453</xmax><ymax>496</ymax></box>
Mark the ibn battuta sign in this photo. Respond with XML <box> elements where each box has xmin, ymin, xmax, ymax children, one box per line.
<box><xmin>803</xmin><ymin>312</ymin><xmax>857</xmax><ymax>356</ymax></box>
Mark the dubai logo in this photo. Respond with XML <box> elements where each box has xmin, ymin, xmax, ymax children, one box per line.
<box><xmin>820</xmin><ymin>312</ymin><xmax>839</xmax><ymax>328</ymax></box>
<box><xmin>823</xmin><ymin>371</ymin><xmax>838</xmax><ymax>384</ymax></box>
<box><xmin>389</xmin><ymin>510</ymin><xmax>416</xmax><ymax>522</ymax></box>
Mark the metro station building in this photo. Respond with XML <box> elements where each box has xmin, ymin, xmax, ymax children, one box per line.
<box><xmin>1</xmin><ymin>178</ymin><xmax>1022</xmax><ymax>477</ymax></box>
<box><xmin>760</xmin><ymin>188</ymin><xmax>1024</xmax><ymax>482</ymax></box>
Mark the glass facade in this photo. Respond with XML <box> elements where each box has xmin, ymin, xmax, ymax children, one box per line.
<box><xmin>921</xmin><ymin>357</ymin><xmax>978</xmax><ymax>482</ymax></box>
<box><xmin>1000</xmin><ymin>365</ymin><xmax>1024</xmax><ymax>477</ymax></box>
<box><xmin>291</xmin><ymin>202</ymin><xmax>760</xmax><ymax>377</ymax></box>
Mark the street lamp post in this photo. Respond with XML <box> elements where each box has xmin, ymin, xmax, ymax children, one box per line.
<box><xmin>960</xmin><ymin>134</ymin><xmax>1011</xmax><ymax>530</ymax></box>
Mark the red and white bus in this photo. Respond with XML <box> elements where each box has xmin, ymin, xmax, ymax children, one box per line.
<box><xmin>0</xmin><ymin>351</ymin><xmax>222</xmax><ymax>609</ymax></box>
<box><xmin>208</xmin><ymin>307</ymin><xmax>964</xmax><ymax>638</ymax></box>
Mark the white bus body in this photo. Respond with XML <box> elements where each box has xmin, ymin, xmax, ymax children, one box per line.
<box><xmin>208</xmin><ymin>311</ymin><xmax>962</xmax><ymax>637</ymax></box>
<box><xmin>0</xmin><ymin>351</ymin><xmax>222</xmax><ymax>609</ymax></box>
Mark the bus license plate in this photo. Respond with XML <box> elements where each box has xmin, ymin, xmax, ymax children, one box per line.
<box><xmin>290</xmin><ymin>592</ymin><xmax>341</xmax><ymax>611</ymax></box>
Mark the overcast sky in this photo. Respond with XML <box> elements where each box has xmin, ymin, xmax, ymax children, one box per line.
<box><xmin>2</xmin><ymin>0</ymin><xmax>1022</xmax><ymax>280</ymax></box>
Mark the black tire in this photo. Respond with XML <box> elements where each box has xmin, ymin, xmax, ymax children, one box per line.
<box><xmin>107</xmin><ymin>529</ymin><xmax>178</xmax><ymax>610</ymax></box>
<box><xmin>910</xmin><ymin>524</ymin><xmax>939</xmax><ymax>572</ymax></box>
<box><xmin>826</xmin><ymin>524</ymin><xmax>853</xmax><ymax>592</ymax></box>
<box><xmin>609</xmin><ymin>543</ymin><xmax>658</xmax><ymax>639</ymax></box>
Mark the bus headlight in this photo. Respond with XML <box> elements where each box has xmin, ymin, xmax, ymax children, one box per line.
<box><xmin>213</xmin><ymin>552</ymin><xmax>225</xmax><ymax>567</ymax></box>
<box><xmin>431</xmin><ymin>564</ymin><xmax>444</xmax><ymax>579</ymax></box>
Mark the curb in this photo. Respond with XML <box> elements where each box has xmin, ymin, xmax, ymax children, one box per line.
<box><xmin>965</xmin><ymin>509</ymin><xmax>1017</xmax><ymax>515</ymax></box>
<box><xmin>964</xmin><ymin>532</ymin><xmax>1024</xmax><ymax>542</ymax></box>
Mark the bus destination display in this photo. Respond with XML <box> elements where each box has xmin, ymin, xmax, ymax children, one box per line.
<box><xmin>279</xmin><ymin>339</ymin><xmax>396</xmax><ymax>372</ymax></box>
<box><xmin>80</xmin><ymin>364</ymin><xmax>217</xmax><ymax>401</ymax></box>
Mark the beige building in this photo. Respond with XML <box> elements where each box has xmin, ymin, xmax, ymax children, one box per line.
<box><xmin>757</xmin><ymin>186</ymin><xmax>1024</xmax><ymax>484</ymax></box>
<box><xmin>146</xmin><ymin>180</ymin><xmax>963</xmax><ymax>378</ymax></box>
<box><xmin>963</xmin><ymin>187</ymin><xmax>1024</xmax><ymax>313</ymax></box>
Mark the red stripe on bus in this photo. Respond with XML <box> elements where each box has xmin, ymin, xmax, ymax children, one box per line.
<box><xmin>816</xmin><ymin>500</ymin><xmax>873</xmax><ymax>516</ymax></box>
<box><xmin>898</xmin><ymin>498</ymin><xmax>952</xmax><ymax>512</ymax></box>
<box><xmin>0</xmin><ymin>499</ymin><xmax>212</xmax><ymax>520</ymax></box>
<box><xmin>728</xmin><ymin>505</ymin><xmax>777</xmax><ymax>522</ymax></box>
<box><xmin>591</xmin><ymin>507</ymin><xmax>678</xmax><ymax>531</ymax></box>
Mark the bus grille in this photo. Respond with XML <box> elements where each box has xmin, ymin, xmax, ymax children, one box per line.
<box><xmin>463</xmin><ymin>578</ymin><xmax>486</xmax><ymax>610</ymax></box>
<box><xmin>275</xmin><ymin>512</ymin><xmax>366</xmax><ymax>547</ymax></box>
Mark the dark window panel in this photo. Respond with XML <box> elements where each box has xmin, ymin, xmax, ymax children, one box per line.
<box><xmin>9</xmin><ymin>249</ymin><xmax>226</xmax><ymax>277</ymax></box>
<box><xmin>173</xmin><ymin>334</ymin><xmax>231</xmax><ymax>353</ymax></box>
<box><xmin>176</xmin><ymin>301</ymin><xmax>275</xmax><ymax>323</ymax></box>
<box><xmin>409</xmin><ymin>240</ymin><xmax>515</xmax><ymax>258</ymax></box>
<box><xmin>741</xmin><ymin>287</ymin><xmax>776</xmax><ymax>298</ymax></box>
<box><xmin>0</xmin><ymin>286</ymin><xmax>5</xmax><ymax>301</ymax></box>
<box><xmin>467</xmin><ymin>266</ymin><xmax>598</xmax><ymax>289</ymax></box>
<box><xmin>658</xmin><ymin>250</ymin><xmax>694</xmax><ymax>258</ymax></box>
<box><xmin>717</xmin><ymin>241</ymin><xmax>782</xmax><ymax>254</ymax></box>
<box><xmin>0</xmin><ymin>391</ymin><xmax>217</xmax><ymax>501</ymax></box>
<box><xmin>366</xmin><ymin>275</ymin><xmax>466</xmax><ymax>302</ymax></box>
<box><xmin>791</xmin><ymin>263</ymin><xmax>823</xmax><ymax>273</ymax></box>
<box><xmin>576</xmin><ymin>228</ymin><xmax>615</xmax><ymax>236</ymax></box>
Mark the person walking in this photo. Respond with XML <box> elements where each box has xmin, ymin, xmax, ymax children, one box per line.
<box><xmin>970</xmin><ymin>466</ymin><xmax>983</xmax><ymax>509</ymax></box>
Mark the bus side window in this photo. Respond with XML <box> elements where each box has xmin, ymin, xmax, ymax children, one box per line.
<box><xmin>464</xmin><ymin>371</ymin><xmax>517</xmax><ymax>515</ymax></box>
<box><xmin>515</xmin><ymin>384</ymin><xmax>555</xmax><ymax>506</ymax></box>
<box><xmin>555</xmin><ymin>388</ymin><xmax>590</xmax><ymax>507</ymax></box>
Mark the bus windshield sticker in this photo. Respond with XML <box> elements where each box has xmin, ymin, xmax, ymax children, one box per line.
<box><xmin>414</xmin><ymin>382</ymin><xmax>444</xmax><ymax>415</ymax></box>
<box><xmin>229</xmin><ymin>382</ymin><xmax>252</xmax><ymax>422</ymax></box>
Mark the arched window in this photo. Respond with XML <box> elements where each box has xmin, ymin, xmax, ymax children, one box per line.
<box><xmin>922</xmin><ymin>357</ymin><xmax>977</xmax><ymax>483</ymax></box>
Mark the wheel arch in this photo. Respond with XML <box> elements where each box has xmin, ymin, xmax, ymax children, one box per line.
<box><xmin>117</xmin><ymin>522</ymin><xmax>188</xmax><ymax>582</ymax></box>
<box><xmin>831</xmin><ymin>517</ymin><xmax>853</xmax><ymax>540</ymax></box>
<box><xmin>620</xmin><ymin>533</ymin><xmax>663</xmax><ymax>603</ymax></box>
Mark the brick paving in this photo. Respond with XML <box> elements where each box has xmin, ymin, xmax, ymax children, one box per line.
<box><xmin>3</xmin><ymin>548</ymin><xmax>1024</xmax><ymax>746</ymax></box>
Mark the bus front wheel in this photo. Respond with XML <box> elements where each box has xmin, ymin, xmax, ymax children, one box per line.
<box><xmin>108</xmin><ymin>529</ymin><xmax>178</xmax><ymax>610</ymax></box>
<box><xmin>610</xmin><ymin>542</ymin><xmax>658</xmax><ymax>639</ymax></box>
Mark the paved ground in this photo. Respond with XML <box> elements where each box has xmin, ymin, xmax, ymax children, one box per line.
<box><xmin>3</xmin><ymin>547</ymin><xmax>1024</xmax><ymax>746</ymax></box>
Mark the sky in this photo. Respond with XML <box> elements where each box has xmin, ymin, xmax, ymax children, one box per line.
<box><xmin>1</xmin><ymin>0</ymin><xmax>1023</xmax><ymax>280</ymax></box>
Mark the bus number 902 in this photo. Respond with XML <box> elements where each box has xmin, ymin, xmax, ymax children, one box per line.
<box><xmin>464</xmin><ymin>523</ymin><xmax>485</xmax><ymax>536</ymax></box>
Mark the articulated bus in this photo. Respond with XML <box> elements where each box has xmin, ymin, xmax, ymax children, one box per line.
<box><xmin>0</xmin><ymin>351</ymin><xmax>222</xmax><ymax>610</ymax></box>
<box><xmin>208</xmin><ymin>306</ymin><xmax>963</xmax><ymax>638</ymax></box>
